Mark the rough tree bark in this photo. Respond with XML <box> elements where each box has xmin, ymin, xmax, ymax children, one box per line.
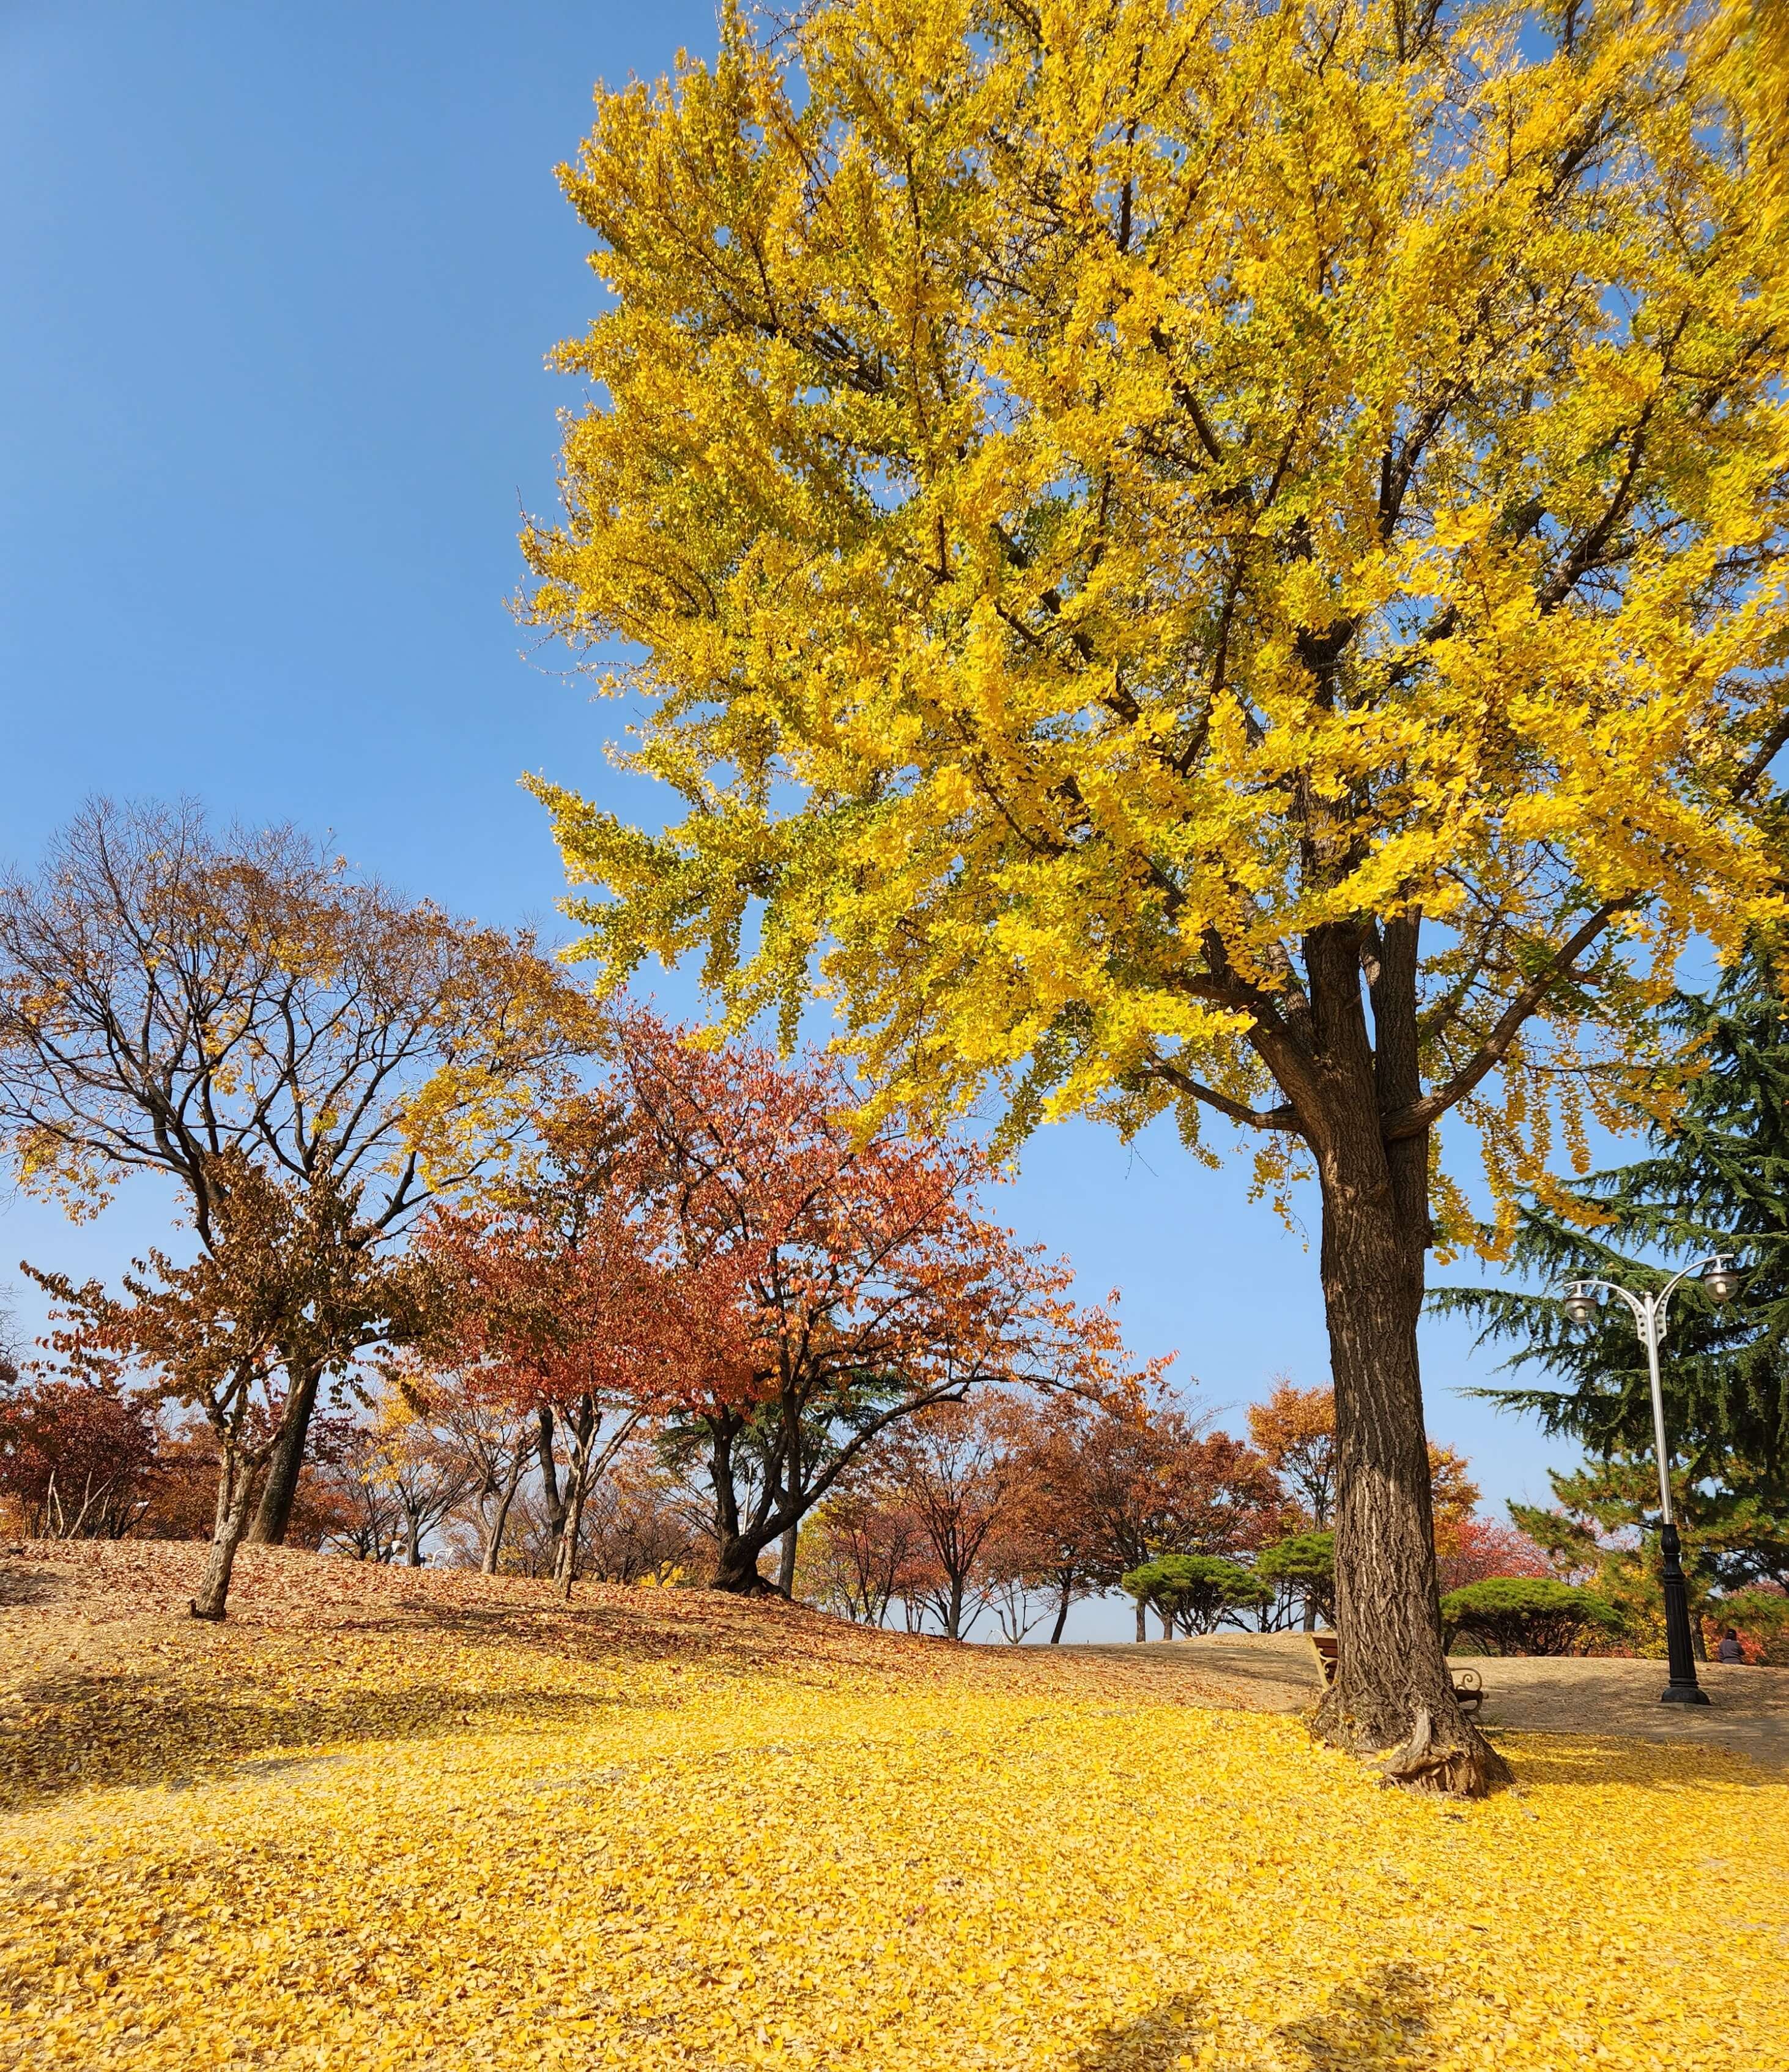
<box><xmin>552</xmin><ymin>1396</ymin><xmax>596</xmax><ymax>1597</ymax></box>
<box><xmin>537</xmin><ymin>1406</ymin><xmax>566</xmax><ymax>1548</ymax></box>
<box><xmin>709</xmin><ymin>1420</ymin><xmax>780</xmax><ymax>1594</ymax></box>
<box><xmin>1280</xmin><ymin>921</ymin><xmax>1510</xmax><ymax>1795</ymax></box>
<box><xmin>191</xmin><ymin>1452</ymin><xmax>259</xmax><ymax>1621</ymax></box>
<box><xmin>944</xmin><ymin>1570</ymin><xmax>966</xmax><ymax>1642</ymax></box>
<box><xmin>245</xmin><ymin>1359</ymin><xmax>322</xmax><ymax>1545</ymax></box>
<box><xmin>479</xmin><ymin>1458</ymin><xmax>524</xmax><ymax>1576</ymax></box>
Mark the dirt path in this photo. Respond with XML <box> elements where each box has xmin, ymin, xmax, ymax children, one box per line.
<box><xmin>1061</xmin><ymin>1630</ymin><xmax>1789</xmax><ymax>1770</ymax></box>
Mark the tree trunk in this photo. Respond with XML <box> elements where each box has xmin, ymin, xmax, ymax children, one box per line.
<box><xmin>779</xmin><ymin>1397</ymin><xmax>801</xmax><ymax>1599</ymax></box>
<box><xmin>191</xmin><ymin>1450</ymin><xmax>257</xmax><ymax>1621</ymax></box>
<box><xmin>480</xmin><ymin>1463</ymin><xmax>522</xmax><ymax>1576</ymax></box>
<box><xmin>945</xmin><ymin>1572</ymin><xmax>964</xmax><ymax>1641</ymax></box>
<box><xmin>1135</xmin><ymin>1597</ymin><xmax>1146</xmax><ymax>1642</ymax></box>
<box><xmin>711</xmin><ymin>1530</ymin><xmax>782</xmax><ymax>1593</ymax></box>
<box><xmin>705</xmin><ymin>1418</ymin><xmax>782</xmax><ymax>1595</ymax></box>
<box><xmin>406</xmin><ymin>1513</ymin><xmax>424</xmax><ymax>1567</ymax></box>
<box><xmin>1050</xmin><ymin>1578</ymin><xmax>1072</xmax><ymax>1644</ymax></box>
<box><xmin>1249</xmin><ymin>918</ymin><xmax>1510</xmax><ymax>1798</ymax></box>
<box><xmin>1302</xmin><ymin>1596</ymin><xmax>1318</xmax><ymax>1633</ymax></box>
<box><xmin>1160</xmin><ymin>1610</ymin><xmax>1173</xmax><ymax>1641</ymax></box>
<box><xmin>538</xmin><ymin>1405</ymin><xmax>565</xmax><ymax>1548</ymax></box>
<box><xmin>1306</xmin><ymin>1095</ymin><xmax>1510</xmax><ymax>1794</ymax></box>
<box><xmin>246</xmin><ymin>1359</ymin><xmax>322</xmax><ymax>1545</ymax></box>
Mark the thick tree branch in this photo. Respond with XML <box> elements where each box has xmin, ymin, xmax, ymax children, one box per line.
<box><xmin>1382</xmin><ymin>899</ymin><xmax>1632</xmax><ymax>1140</ymax></box>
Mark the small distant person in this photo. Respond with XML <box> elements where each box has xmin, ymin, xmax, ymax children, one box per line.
<box><xmin>1717</xmin><ymin>1627</ymin><xmax>1744</xmax><ymax>1663</ymax></box>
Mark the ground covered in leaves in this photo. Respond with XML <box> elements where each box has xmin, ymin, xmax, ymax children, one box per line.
<box><xmin>2</xmin><ymin>1546</ymin><xmax>1785</xmax><ymax>2071</ymax></box>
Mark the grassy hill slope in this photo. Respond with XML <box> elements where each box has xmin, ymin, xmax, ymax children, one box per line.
<box><xmin>2</xmin><ymin>1544</ymin><xmax>1784</xmax><ymax>2071</ymax></box>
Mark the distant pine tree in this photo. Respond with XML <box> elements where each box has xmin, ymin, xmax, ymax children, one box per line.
<box><xmin>1431</xmin><ymin>945</ymin><xmax>1789</xmax><ymax>1480</ymax></box>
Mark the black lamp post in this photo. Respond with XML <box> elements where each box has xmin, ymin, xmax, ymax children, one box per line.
<box><xmin>1560</xmin><ymin>1253</ymin><xmax>1743</xmax><ymax>1707</ymax></box>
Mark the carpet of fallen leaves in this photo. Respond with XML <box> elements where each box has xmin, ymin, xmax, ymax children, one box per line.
<box><xmin>2</xmin><ymin>1545</ymin><xmax>1785</xmax><ymax>2072</ymax></box>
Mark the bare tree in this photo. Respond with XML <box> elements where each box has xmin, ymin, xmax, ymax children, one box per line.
<box><xmin>377</xmin><ymin>1424</ymin><xmax>476</xmax><ymax>1567</ymax></box>
<box><xmin>314</xmin><ymin>1425</ymin><xmax>409</xmax><ymax>1562</ymax></box>
<box><xmin>580</xmin><ymin>1440</ymin><xmax>711</xmax><ymax>1583</ymax></box>
<box><xmin>0</xmin><ymin>798</ymin><xmax>601</xmax><ymax>1542</ymax></box>
<box><xmin>389</xmin><ymin>1364</ymin><xmax>536</xmax><ymax>1573</ymax></box>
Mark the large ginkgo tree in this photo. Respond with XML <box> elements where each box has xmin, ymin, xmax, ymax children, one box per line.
<box><xmin>520</xmin><ymin>0</ymin><xmax>1789</xmax><ymax>1792</ymax></box>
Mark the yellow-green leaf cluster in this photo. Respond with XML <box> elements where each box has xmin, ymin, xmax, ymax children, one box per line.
<box><xmin>522</xmin><ymin>0</ymin><xmax>1789</xmax><ymax>1226</ymax></box>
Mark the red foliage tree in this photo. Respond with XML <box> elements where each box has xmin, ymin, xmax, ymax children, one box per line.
<box><xmin>799</xmin><ymin>1487</ymin><xmax>931</xmax><ymax>1627</ymax></box>
<box><xmin>1435</xmin><ymin>1520</ymin><xmax>1552</xmax><ymax>1595</ymax></box>
<box><xmin>426</xmin><ymin>1019</ymin><xmax>1143</xmax><ymax>1597</ymax></box>
<box><xmin>0</xmin><ymin>1376</ymin><xmax>158</xmax><ymax>1539</ymax></box>
<box><xmin>610</xmin><ymin>1013</ymin><xmax>1141</xmax><ymax>1594</ymax></box>
<box><xmin>1021</xmin><ymin>1387</ymin><xmax>1284</xmax><ymax>1640</ymax></box>
<box><xmin>413</xmin><ymin>1092</ymin><xmax>687</xmax><ymax>1592</ymax></box>
<box><xmin>857</xmin><ymin>1395</ymin><xmax>1038</xmax><ymax>1641</ymax></box>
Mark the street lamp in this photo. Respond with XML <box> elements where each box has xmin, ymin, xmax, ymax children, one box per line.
<box><xmin>1559</xmin><ymin>1252</ymin><xmax>1743</xmax><ymax>1707</ymax></box>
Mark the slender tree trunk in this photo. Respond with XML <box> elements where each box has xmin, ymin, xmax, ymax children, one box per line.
<box><xmin>191</xmin><ymin>1448</ymin><xmax>258</xmax><ymax>1621</ymax></box>
<box><xmin>538</xmin><ymin>1405</ymin><xmax>565</xmax><ymax>1549</ymax></box>
<box><xmin>1050</xmin><ymin>1578</ymin><xmax>1072</xmax><ymax>1644</ymax></box>
<box><xmin>1302</xmin><ymin>1596</ymin><xmax>1318</xmax><ymax>1633</ymax></box>
<box><xmin>779</xmin><ymin>1395</ymin><xmax>801</xmax><ymax>1599</ymax></box>
<box><xmin>406</xmin><ymin>1513</ymin><xmax>424</xmax><ymax>1567</ymax></box>
<box><xmin>553</xmin><ymin>1397</ymin><xmax>597</xmax><ymax>1598</ymax></box>
<box><xmin>246</xmin><ymin>1359</ymin><xmax>322</xmax><ymax>1545</ymax></box>
<box><xmin>480</xmin><ymin>1462</ymin><xmax>523</xmax><ymax>1576</ymax></box>
<box><xmin>1160</xmin><ymin>1610</ymin><xmax>1173</xmax><ymax>1641</ymax></box>
<box><xmin>1135</xmin><ymin>1598</ymin><xmax>1146</xmax><ymax>1642</ymax></box>
<box><xmin>945</xmin><ymin>1571</ymin><xmax>964</xmax><ymax>1641</ymax></box>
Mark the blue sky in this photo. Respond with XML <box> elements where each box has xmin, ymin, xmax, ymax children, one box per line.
<box><xmin>1</xmin><ymin>1</ymin><xmax>1602</xmax><ymax>1630</ymax></box>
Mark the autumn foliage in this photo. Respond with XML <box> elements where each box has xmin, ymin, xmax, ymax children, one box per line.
<box><xmin>418</xmin><ymin>1012</ymin><xmax>1146</xmax><ymax>1595</ymax></box>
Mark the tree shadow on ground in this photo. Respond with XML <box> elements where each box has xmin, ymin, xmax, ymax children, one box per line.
<box><xmin>0</xmin><ymin>1662</ymin><xmax>656</xmax><ymax>1816</ymax></box>
<box><xmin>1276</xmin><ymin>1962</ymin><xmax>1433</xmax><ymax>2070</ymax></box>
<box><xmin>341</xmin><ymin>1596</ymin><xmax>875</xmax><ymax>1684</ymax></box>
<box><xmin>1072</xmin><ymin>1992</ymin><xmax>1212</xmax><ymax>2070</ymax></box>
<box><xmin>2</xmin><ymin>1543</ymin><xmax>919</xmax><ymax>1687</ymax></box>
<box><xmin>0</xmin><ymin>1563</ymin><xmax>67</xmax><ymax>1611</ymax></box>
<box><xmin>1070</xmin><ymin>1966</ymin><xmax>1434</xmax><ymax>2071</ymax></box>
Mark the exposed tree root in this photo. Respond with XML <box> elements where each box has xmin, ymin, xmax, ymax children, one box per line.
<box><xmin>1374</xmin><ymin>1706</ymin><xmax>1512</xmax><ymax>1796</ymax></box>
<box><xmin>1313</xmin><ymin>1694</ymin><xmax>1514</xmax><ymax>1798</ymax></box>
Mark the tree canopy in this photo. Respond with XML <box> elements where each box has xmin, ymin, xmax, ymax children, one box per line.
<box><xmin>526</xmin><ymin>0</ymin><xmax>1787</xmax><ymax>1224</ymax></box>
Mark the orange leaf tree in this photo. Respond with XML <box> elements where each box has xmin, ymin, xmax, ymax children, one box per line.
<box><xmin>610</xmin><ymin>1013</ymin><xmax>1138</xmax><ymax>1594</ymax></box>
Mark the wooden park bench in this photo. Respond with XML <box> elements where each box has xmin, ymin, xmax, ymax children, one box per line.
<box><xmin>1308</xmin><ymin>1633</ymin><xmax>1484</xmax><ymax>1716</ymax></box>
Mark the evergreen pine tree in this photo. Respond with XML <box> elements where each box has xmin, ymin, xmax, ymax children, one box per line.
<box><xmin>1432</xmin><ymin>946</ymin><xmax>1789</xmax><ymax>1478</ymax></box>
